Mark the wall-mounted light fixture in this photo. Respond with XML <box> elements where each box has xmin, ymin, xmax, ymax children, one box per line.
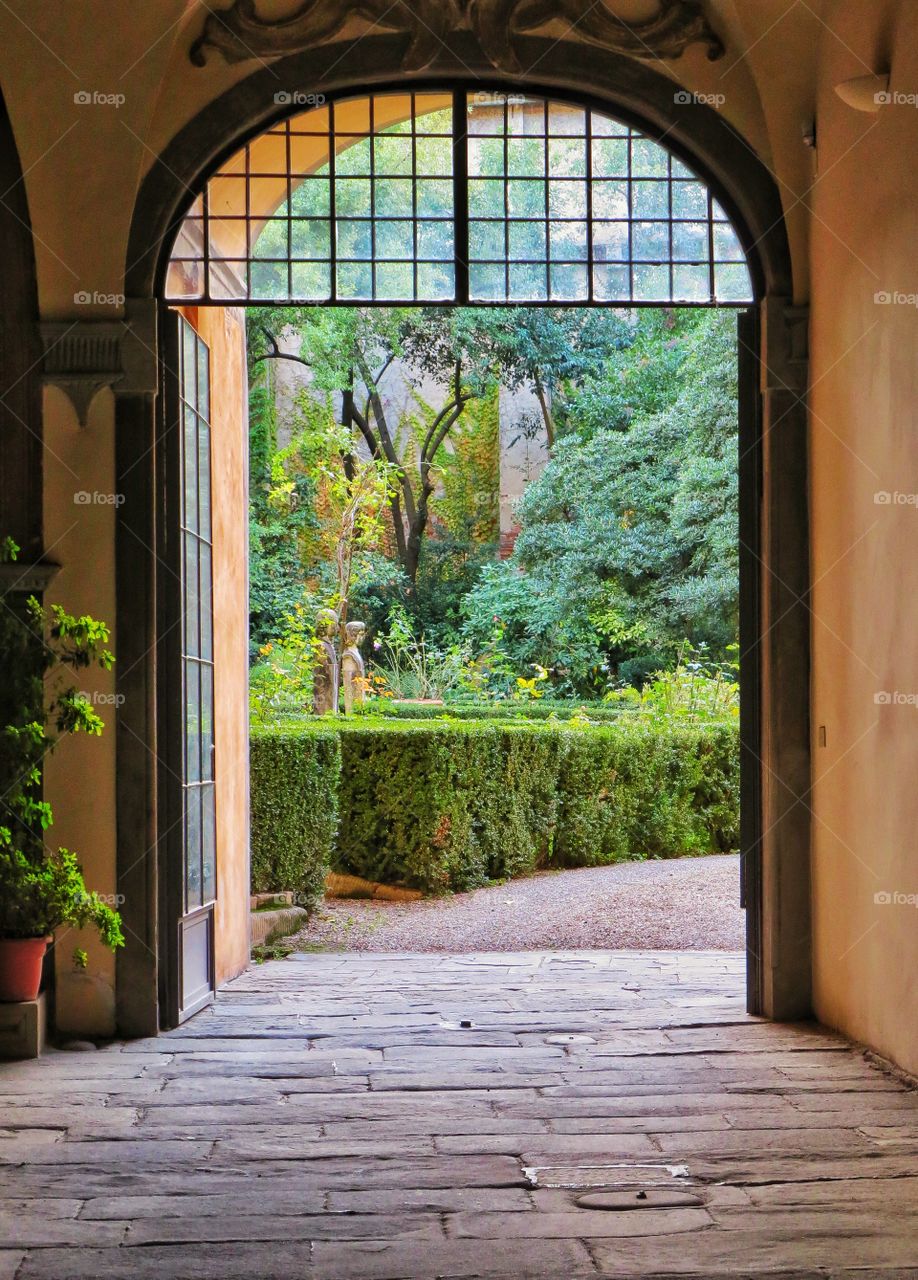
<box><xmin>835</xmin><ymin>72</ymin><xmax>890</xmax><ymax>113</ymax></box>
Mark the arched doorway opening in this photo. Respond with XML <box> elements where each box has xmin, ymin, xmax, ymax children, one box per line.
<box><xmin>117</xmin><ymin>40</ymin><xmax>808</xmax><ymax>1035</ymax></box>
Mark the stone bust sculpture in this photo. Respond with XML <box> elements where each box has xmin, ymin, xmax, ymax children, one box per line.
<box><xmin>340</xmin><ymin>620</ymin><xmax>367</xmax><ymax>715</ymax></box>
<box><xmin>312</xmin><ymin>607</ymin><xmax>339</xmax><ymax>716</ymax></box>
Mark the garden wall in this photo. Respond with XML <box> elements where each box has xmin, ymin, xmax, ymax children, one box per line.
<box><xmin>249</xmin><ymin>720</ymin><xmax>739</xmax><ymax>898</ymax></box>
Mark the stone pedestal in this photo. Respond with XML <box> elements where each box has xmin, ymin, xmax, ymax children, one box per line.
<box><xmin>0</xmin><ymin>992</ymin><xmax>47</xmax><ymax>1059</ymax></box>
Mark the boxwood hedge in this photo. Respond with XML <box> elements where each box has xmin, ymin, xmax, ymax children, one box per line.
<box><xmin>249</xmin><ymin>725</ymin><xmax>341</xmax><ymax>909</ymax></box>
<box><xmin>249</xmin><ymin>718</ymin><xmax>739</xmax><ymax>898</ymax></box>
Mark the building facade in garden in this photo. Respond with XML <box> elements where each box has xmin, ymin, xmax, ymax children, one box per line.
<box><xmin>0</xmin><ymin>0</ymin><xmax>916</xmax><ymax>1080</ymax></box>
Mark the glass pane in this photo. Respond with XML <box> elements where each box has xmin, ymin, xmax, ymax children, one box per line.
<box><xmin>201</xmin><ymin>785</ymin><xmax>216</xmax><ymax>904</ymax></box>
<box><xmin>184</xmin><ymin>786</ymin><xmax>202</xmax><ymax>911</ymax></box>
<box><xmin>469</xmin><ymin>137</ymin><xmax>506</xmax><ymax>176</ymax></box>
<box><xmin>195</xmin><ymin>338</ymin><xmax>209</xmax><ymax>422</ymax></box>
<box><xmin>291</xmin><ymin>261</ymin><xmax>331</xmax><ymax>299</ymax></box>
<box><xmin>375</xmin><ymin>261</ymin><xmax>415</xmax><ymax>300</ymax></box>
<box><xmin>549</xmin><ymin>262</ymin><xmax>588</xmax><ymax>301</ymax></box>
<box><xmin>199</xmin><ymin>542</ymin><xmax>213</xmax><ymax>662</ymax></box>
<box><xmin>673</xmin><ymin>221</ymin><xmax>709</xmax><ymax>262</ymax></box>
<box><xmin>469</xmin><ymin>219</ymin><xmax>506</xmax><ymax>261</ymax></box>
<box><xmin>507</xmin><ymin>138</ymin><xmax>544</xmax><ymax>177</ymax></box>
<box><xmin>415</xmin><ymin>260</ymin><xmax>455</xmax><ymax>300</ymax></box>
<box><xmin>673</xmin><ymin>264</ymin><xmax>711</xmax><ymax>302</ymax></box>
<box><xmin>415</xmin><ymin>179</ymin><xmax>452</xmax><ymax>216</ymax></box>
<box><xmin>592</xmin><ymin>221</ymin><xmax>629</xmax><ymax>263</ymax></box>
<box><xmin>335</xmin><ymin>178</ymin><xmax>371</xmax><ymax>217</ymax></box>
<box><xmin>208</xmin><ymin>263</ymin><xmax>247</xmax><ymax>301</ymax></box>
<box><xmin>374</xmin><ymin>134</ymin><xmax>412</xmax><ymax>175</ymax></box>
<box><xmin>591</xmin><ymin>138</ymin><xmax>628</xmax><ymax>178</ymax></box>
<box><xmin>200</xmin><ymin>664</ymin><xmax>214</xmax><ymax>781</ymax></box>
<box><xmin>337</xmin><ymin>260</ymin><xmax>373</xmax><ymax>299</ymax></box>
<box><xmin>632</xmin><ymin>222</ymin><xmax>669</xmax><ymax>262</ymax></box>
<box><xmin>335</xmin><ymin>136</ymin><xmax>372</xmax><ymax>175</ymax></box>
<box><xmin>672</xmin><ymin>181</ymin><xmax>708</xmax><ymax>218</ymax></box>
<box><xmin>376</xmin><ymin>219</ymin><xmax>411</xmax><ymax>261</ymax></box>
<box><xmin>549</xmin><ymin>220</ymin><xmax>587</xmax><ymax>262</ymax></box>
<box><xmin>249</xmin><ymin>261</ymin><xmax>290</xmax><ymax>301</ymax></box>
<box><xmin>632</xmin><ymin>139</ymin><xmax>669</xmax><ymax>177</ymax></box>
<box><xmin>714</xmin><ymin>222</ymin><xmax>745</xmax><ymax>262</ymax></box>
<box><xmin>548</xmin><ymin>180</ymin><xmax>586</xmax><ymax>218</ymax></box>
<box><xmin>509</xmin><ymin>261</ymin><xmax>547</xmax><ymax>301</ymax></box>
<box><xmin>337</xmin><ymin>219</ymin><xmax>372</xmax><ymax>259</ymax></box>
<box><xmin>592</xmin><ymin>181</ymin><xmax>629</xmax><ymax>219</ymax></box>
<box><xmin>714</xmin><ymin>262</ymin><xmax>753</xmax><ymax>302</ymax></box>
<box><xmin>469</xmin><ymin>262</ymin><xmax>506</xmax><ymax>301</ymax></box>
<box><xmin>633</xmin><ymin>262</ymin><xmax>671</xmax><ymax>300</ymax></box>
<box><xmin>547</xmin><ymin>103</ymin><xmax>585</xmax><ymax>136</ymax></box>
<box><xmin>290</xmin><ymin>218</ymin><xmax>330</xmax><ymax>260</ymax></box>
<box><xmin>183</xmin><ymin>406</ymin><xmax>197</xmax><ymax>531</ymax></box>
<box><xmin>291</xmin><ymin>178</ymin><xmax>330</xmax><ymax>216</ymax></box>
<box><xmin>185</xmin><ymin>661</ymin><xmax>200</xmax><ymax>783</ymax></box>
<box><xmin>374</xmin><ymin>178</ymin><xmax>413</xmax><ymax>216</ymax></box>
<box><xmin>182</xmin><ymin>323</ymin><xmax>196</xmax><ymax>409</ymax></box>
<box><xmin>508</xmin><ymin>220</ymin><xmax>546</xmax><ymax>261</ymax></box>
<box><xmin>417</xmin><ymin>220</ymin><xmax>453</xmax><ymax>259</ymax></box>
<box><xmin>468</xmin><ymin>179</ymin><xmax>504</xmax><ymax>218</ymax></box>
<box><xmin>416</xmin><ymin>137</ymin><xmax>452</xmax><ymax>177</ymax></box>
<box><xmin>508</xmin><ymin>179</ymin><xmax>545</xmax><ymax>218</ymax></box>
<box><xmin>197</xmin><ymin>426</ymin><xmax>211</xmax><ymax>543</ymax></box>
<box><xmin>184</xmin><ymin>537</ymin><xmax>199</xmax><ymax>657</ymax></box>
<box><xmin>593</xmin><ymin>263</ymin><xmax>631</xmax><ymax>301</ymax></box>
<box><xmin>633</xmin><ymin>181</ymin><xmax>669</xmax><ymax>218</ymax></box>
<box><xmin>467</xmin><ymin>95</ymin><xmax>505</xmax><ymax>134</ymax></box>
<box><xmin>548</xmin><ymin>137</ymin><xmax>586</xmax><ymax>178</ymax></box>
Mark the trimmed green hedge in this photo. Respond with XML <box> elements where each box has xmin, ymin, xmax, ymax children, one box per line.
<box><xmin>249</xmin><ymin>725</ymin><xmax>340</xmax><ymax>909</ymax></box>
<box><xmin>249</xmin><ymin>718</ymin><xmax>739</xmax><ymax>897</ymax></box>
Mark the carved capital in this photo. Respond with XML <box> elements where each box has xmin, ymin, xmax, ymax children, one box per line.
<box><xmin>190</xmin><ymin>0</ymin><xmax>723</xmax><ymax>73</ymax></box>
<box><xmin>41</xmin><ymin>303</ymin><xmax>159</xmax><ymax>425</ymax></box>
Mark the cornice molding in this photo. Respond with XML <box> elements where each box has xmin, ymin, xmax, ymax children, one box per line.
<box><xmin>190</xmin><ymin>0</ymin><xmax>724</xmax><ymax>73</ymax></box>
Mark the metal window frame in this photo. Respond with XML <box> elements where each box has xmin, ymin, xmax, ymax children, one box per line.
<box><xmin>165</xmin><ymin>86</ymin><xmax>753</xmax><ymax>309</ymax></box>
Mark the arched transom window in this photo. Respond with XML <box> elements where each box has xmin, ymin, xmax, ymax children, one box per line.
<box><xmin>166</xmin><ymin>90</ymin><xmax>752</xmax><ymax>307</ymax></box>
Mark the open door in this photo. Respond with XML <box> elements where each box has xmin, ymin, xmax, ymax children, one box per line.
<box><xmin>159</xmin><ymin>312</ymin><xmax>218</xmax><ymax>1025</ymax></box>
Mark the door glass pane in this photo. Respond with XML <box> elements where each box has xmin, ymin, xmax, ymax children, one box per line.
<box><xmin>200</xmin><ymin>664</ymin><xmax>214</xmax><ymax>782</ymax></box>
<box><xmin>183</xmin><ymin>406</ymin><xmax>198</xmax><ymax>531</ymax></box>
<box><xmin>185</xmin><ymin>661</ymin><xmax>200</xmax><ymax>783</ymax></box>
<box><xmin>201</xmin><ymin>785</ymin><xmax>216</xmax><ymax>904</ymax></box>
<box><xmin>184</xmin><ymin>538</ymin><xmax>199</xmax><ymax>658</ymax></box>
<box><xmin>198</xmin><ymin>426</ymin><xmax>212</xmax><ymax>542</ymax></box>
<box><xmin>185</xmin><ymin>787</ymin><xmax>202</xmax><ymax>911</ymax></box>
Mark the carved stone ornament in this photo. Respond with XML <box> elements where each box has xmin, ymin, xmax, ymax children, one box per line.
<box><xmin>190</xmin><ymin>0</ymin><xmax>724</xmax><ymax>73</ymax></box>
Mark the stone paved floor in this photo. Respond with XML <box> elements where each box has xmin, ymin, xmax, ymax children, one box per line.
<box><xmin>0</xmin><ymin>950</ymin><xmax>917</xmax><ymax>1279</ymax></box>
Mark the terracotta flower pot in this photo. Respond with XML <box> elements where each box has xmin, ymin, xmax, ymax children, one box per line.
<box><xmin>0</xmin><ymin>937</ymin><xmax>49</xmax><ymax>1002</ymax></box>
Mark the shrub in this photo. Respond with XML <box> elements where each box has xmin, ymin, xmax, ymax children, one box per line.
<box><xmin>249</xmin><ymin>717</ymin><xmax>739</xmax><ymax>897</ymax></box>
<box><xmin>249</xmin><ymin>725</ymin><xmax>340</xmax><ymax>909</ymax></box>
<box><xmin>358</xmin><ymin>699</ymin><xmax>626</xmax><ymax>723</ymax></box>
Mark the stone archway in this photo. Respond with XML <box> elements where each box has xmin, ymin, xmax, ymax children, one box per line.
<box><xmin>115</xmin><ymin>32</ymin><xmax>809</xmax><ymax>1034</ymax></box>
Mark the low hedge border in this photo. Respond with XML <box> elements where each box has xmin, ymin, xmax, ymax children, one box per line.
<box><xmin>249</xmin><ymin>725</ymin><xmax>341</xmax><ymax>909</ymax></box>
<box><xmin>249</xmin><ymin>718</ymin><xmax>739</xmax><ymax>898</ymax></box>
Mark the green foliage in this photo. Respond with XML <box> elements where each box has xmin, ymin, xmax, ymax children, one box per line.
<box><xmin>608</xmin><ymin>642</ymin><xmax>740</xmax><ymax>725</ymax></box>
<box><xmin>249</xmin><ymin>725</ymin><xmax>341</xmax><ymax>909</ymax></box>
<box><xmin>249</xmin><ymin>718</ymin><xmax>739</xmax><ymax>896</ymax></box>
<box><xmin>370</xmin><ymin>605</ymin><xmax>470</xmax><ymax>701</ymax></box>
<box><xmin>0</xmin><ymin>538</ymin><xmax>123</xmax><ymax>952</ymax></box>
<box><xmin>354</xmin><ymin>699</ymin><xmax>625</xmax><ymax>723</ymax></box>
<box><xmin>466</xmin><ymin>309</ymin><xmax>740</xmax><ymax>691</ymax></box>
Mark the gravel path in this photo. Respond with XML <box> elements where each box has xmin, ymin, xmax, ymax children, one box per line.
<box><xmin>286</xmin><ymin>853</ymin><xmax>743</xmax><ymax>953</ymax></box>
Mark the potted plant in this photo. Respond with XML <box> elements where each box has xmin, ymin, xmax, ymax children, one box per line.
<box><xmin>0</xmin><ymin>538</ymin><xmax>124</xmax><ymax>1002</ymax></box>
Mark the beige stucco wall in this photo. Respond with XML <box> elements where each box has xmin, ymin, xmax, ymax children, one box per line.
<box><xmin>43</xmin><ymin>387</ymin><xmax>120</xmax><ymax>1036</ymax></box>
<box><xmin>1</xmin><ymin>0</ymin><xmax>915</xmax><ymax>1064</ymax></box>
<box><xmin>808</xmin><ymin>0</ymin><xmax>918</xmax><ymax>1076</ymax></box>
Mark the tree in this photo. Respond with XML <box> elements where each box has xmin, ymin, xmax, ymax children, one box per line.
<box><xmin>461</xmin><ymin>309</ymin><xmax>740</xmax><ymax>692</ymax></box>
<box><xmin>248</xmin><ymin>305</ymin><xmax>626</xmax><ymax>587</ymax></box>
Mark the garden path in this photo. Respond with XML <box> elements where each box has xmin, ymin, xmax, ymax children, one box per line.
<box><xmin>291</xmin><ymin>853</ymin><xmax>744</xmax><ymax>954</ymax></box>
<box><xmin>1</xmin><ymin>949</ymin><xmax>917</xmax><ymax>1277</ymax></box>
